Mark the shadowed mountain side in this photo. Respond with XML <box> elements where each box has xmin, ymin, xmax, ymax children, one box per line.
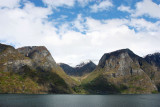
<box><xmin>59</xmin><ymin>61</ymin><xmax>96</xmax><ymax>76</ymax></box>
<box><xmin>144</xmin><ymin>53</ymin><xmax>160</xmax><ymax>91</ymax></box>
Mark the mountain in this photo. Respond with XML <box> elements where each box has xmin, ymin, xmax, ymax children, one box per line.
<box><xmin>144</xmin><ymin>53</ymin><xmax>160</xmax><ymax>91</ymax></box>
<box><xmin>1</xmin><ymin>43</ymin><xmax>160</xmax><ymax>94</ymax></box>
<box><xmin>59</xmin><ymin>63</ymin><xmax>75</xmax><ymax>75</ymax></box>
<box><xmin>81</xmin><ymin>49</ymin><xmax>158</xmax><ymax>94</ymax></box>
<box><xmin>0</xmin><ymin>43</ymin><xmax>76</xmax><ymax>94</ymax></box>
<box><xmin>59</xmin><ymin>60</ymin><xmax>96</xmax><ymax>76</ymax></box>
<box><xmin>17</xmin><ymin>46</ymin><xmax>57</xmax><ymax>71</ymax></box>
<box><xmin>145</xmin><ymin>53</ymin><xmax>160</xmax><ymax>69</ymax></box>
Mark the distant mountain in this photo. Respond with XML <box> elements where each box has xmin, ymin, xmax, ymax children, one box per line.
<box><xmin>81</xmin><ymin>49</ymin><xmax>159</xmax><ymax>94</ymax></box>
<box><xmin>145</xmin><ymin>53</ymin><xmax>160</xmax><ymax>68</ymax></box>
<box><xmin>59</xmin><ymin>63</ymin><xmax>75</xmax><ymax>75</ymax></box>
<box><xmin>59</xmin><ymin>60</ymin><xmax>96</xmax><ymax>76</ymax></box>
<box><xmin>144</xmin><ymin>53</ymin><xmax>160</xmax><ymax>91</ymax></box>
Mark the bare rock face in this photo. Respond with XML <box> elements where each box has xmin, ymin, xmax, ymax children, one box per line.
<box><xmin>83</xmin><ymin>49</ymin><xmax>157</xmax><ymax>94</ymax></box>
<box><xmin>99</xmin><ymin>49</ymin><xmax>144</xmax><ymax>77</ymax></box>
<box><xmin>0</xmin><ymin>43</ymin><xmax>33</xmax><ymax>72</ymax></box>
<box><xmin>17</xmin><ymin>46</ymin><xmax>57</xmax><ymax>71</ymax></box>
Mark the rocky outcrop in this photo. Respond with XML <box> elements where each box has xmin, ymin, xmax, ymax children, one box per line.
<box><xmin>17</xmin><ymin>46</ymin><xmax>57</xmax><ymax>71</ymax></box>
<box><xmin>0</xmin><ymin>43</ymin><xmax>32</xmax><ymax>72</ymax></box>
<box><xmin>59</xmin><ymin>60</ymin><xmax>96</xmax><ymax>76</ymax></box>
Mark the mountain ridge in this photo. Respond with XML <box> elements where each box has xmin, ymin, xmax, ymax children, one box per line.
<box><xmin>0</xmin><ymin>43</ymin><xmax>160</xmax><ymax>94</ymax></box>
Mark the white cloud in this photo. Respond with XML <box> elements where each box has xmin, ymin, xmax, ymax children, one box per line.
<box><xmin>42</xmin><ymin>0</ymin><xmax>93</xmax><ymax>8</ymax></box>
<box><xmin>0</xmin><ymin>0</ymin><xmax>20</xmax><ymax>8</ymax></box>
<box><xmin>129</xmin><ymin>18</ymin><xmax>160</xmax><ymax>32</ymax></box>
<box><xmin>77</xmin><ymin>0</ymin><xmax>93</xmax><ymax>7</ymax></box>
<box><xmin>0</xmin><ymin>2</ymin><xmax>54</xmax><ymax>46</ymax></box>
<box><xmin>90</xmin><ymin>0</ymin><xmax>113</xmax><ymax>12</ymax></box>
<box><xmin>71</xmin><ymin>14</ymin><xmax>86</xmax><ymax>32</ymax></box>
<box><xmin>42</xmin><ymin>0</ymin><xmax>75</xmax><ymax>8</ymax></box>
<box><xmin>133</xmin><ymin>0</ymin><xmax>160</xmax><ymax>18</ymax></box>
<box><xmin>118</xmin><ymin>5</ymin><xmax>133</xmax><ymax>13</ymax></box>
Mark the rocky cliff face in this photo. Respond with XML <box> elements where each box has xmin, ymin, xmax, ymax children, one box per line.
<box><xmin>59</xmin><ymin>60</ymin><xmax>96</xmax><ymax>76</ymax></box>
<box><xmin>0</xmin><ymin>43</ymin><xmax>75</xmax><ymax>94</ymax></box>
<box><xmin>17</xmin><ymin>46</ymin><xmax>57</xmax><ymax>71</ymax></box>
<box><xmin>82</xmin><ymin>49</ymin><xmax>158</xmax><ymax>94</ymax></box>
<box><xmin>0</xmin><ymin>43</ymin><xmax>33</xmax><ymax>72</ymax></box>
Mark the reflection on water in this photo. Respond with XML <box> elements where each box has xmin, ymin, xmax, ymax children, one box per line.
<box><xmin>0</xmin><ymin>94</ymin><xmax>160</xmax><ymax>107</ymax></box>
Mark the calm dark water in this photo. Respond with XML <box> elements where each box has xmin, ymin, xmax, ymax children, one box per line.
<box><xmin>0</xmin><ymin>94</ymin><xmax>160</xmax><ymax>107</ymax></box>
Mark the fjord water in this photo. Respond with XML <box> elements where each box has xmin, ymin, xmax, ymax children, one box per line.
<box><xmin>0</xmin><ymin>94</ymin><xmax>160</xmax><ymax>107</ymax></box>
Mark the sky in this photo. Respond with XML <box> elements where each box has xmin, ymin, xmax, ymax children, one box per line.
<box><xmin>0</xmin><ymin>0</ymin><xmax>160</xmax><ymax>66</ymax></box>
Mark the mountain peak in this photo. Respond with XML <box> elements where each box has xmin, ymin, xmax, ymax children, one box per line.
<box><xmin>0</xmin><ymin>43</ymin><xmax>15</xmax><ymax>53</ymax></box>
<box><xmin>146</xmin><ymin>52</ymin><xmax>160</xmax><ymax>57</ymax></box>
<box><xmin>17</xmin><ymin>46</ymin><xmax>51</xmax><ymax>58</ymax></box>
<box><xmin>107</xmin><ymin>48</ymin><xmax>133</xmax><ymax>55</ymax></box>
<box><xmin>17</xmin><ymin>46</ymin><xmax>56</xmax><ymax>71</ymax></box>
<box><xmin>98</xmin><ymin>48</ymin><xmax>138</xmax><ymax>68</ymax></box>
<box><xmin>60</xmin><ymin>60</ymin><xmax>96</xmax><ymax>76</ymax></box>
<box><xmin>75</xmin><ymin>60</ymin><xmax>93</xmax><ymax>68</ymax></box>
<box><xmin>145</xmin><ymin>52</ymin><xmax>160</xmax><ymax>67</ymax></box>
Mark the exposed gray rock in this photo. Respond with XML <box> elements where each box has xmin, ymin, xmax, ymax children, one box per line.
<box><xmin>3</xmin><ymin>59</ymin><xmax>33</xmax><ymax>72</ymax></box>
<box><xmin>17</xmin><ymin>46</ymin><xmax>57</xmax><ymax>71</ymax></box>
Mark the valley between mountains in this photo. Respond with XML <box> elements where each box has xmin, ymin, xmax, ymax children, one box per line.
<box><xmin>0</xmin><ymin>43</ymin><xmax>160</xmax><ymax>94</ymax></box>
